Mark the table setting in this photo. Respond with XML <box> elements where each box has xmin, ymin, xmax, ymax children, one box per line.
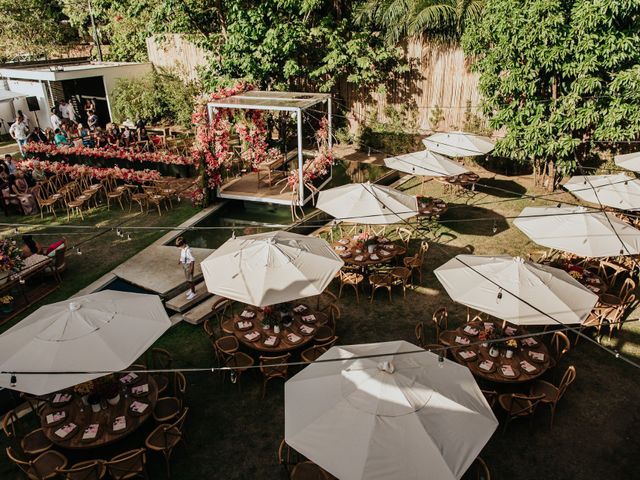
<box><xmin>331</xmin><ymin>233</ymin><xmax>407</xmax><ymax>267</ymax></box>
<box><xmin>416</xmin><ymin>196</ymin><xmax>448</xmax><ymax>218</ymax></box>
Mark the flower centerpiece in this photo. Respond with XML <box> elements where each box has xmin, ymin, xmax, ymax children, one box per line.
<box><xmin>97</xmin><ymin>375</ymin><xmax>121</xmax><ymax>406</ymax></box>
<box><xmin>261</xmin><ymin>305</ymin><xmax>274</xmax><ymax>330</ymax></box>
<box><xmin>416</xmin><ymin>195</ymin><xmax>432</xmax><ymax>208</ymax></box>
<box><xmin>0</xmin><ymin>240</ymin><xmax>24</xmax><ymax>281</ymax></box>
<box><xmin>0</xmin><ymin>295</ymin><xmax>14</xmax><ymax>313</ymax></box>
<box><xmin>274</xmin><ymin>302</ymin><xmax>293</xmax><ymax>328</ymax></box>
<box><xmin>505</xmin><ymin>338</ymin><xmax>518</xmax><ymax>358</ymax></box>
<box><xmin>74</xmin><ymin>380</ymin><xmax>96</xmax><ymax>406</ymax></box>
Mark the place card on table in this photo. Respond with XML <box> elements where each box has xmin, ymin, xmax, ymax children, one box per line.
<box><xmin>113</xmin><ymin>416</ymin><xmax>127</xmax><ymax>432</ymax></box>
<box><xmin>119</xmin><ymin>372</ymin><xmax>139</xmax><ymax>385</ymax></box>
<box><xmin>338</xmin><ymin>239</ymin><xmax>349</xmax><ymax>245</ymax></box>
<box><xmin>521</xmin><ymin>337</ymin><xmax>538</xmax><ymax>347</ymax></box>
<box><xmin>293</xmin><ymin>304</ymin><xmax>307</xmax><ymax>313</ymax></box>
<box><xmin>370</xmin><ymin>254</ymin><xmax>380</xmax><ymax>261</ymax></box>
<box><xmin>354</xmin><ymin>255</ymin><xmax>364</xmax><ymax>262</ymax></box>
<box><xmin>52</xmin><ymin>393</ymin><xmax>72</xmax><ymax>404</ymax></box>
<box><xmin>455</xmin><ymin>335</ymin><xmax>470</xmax><ymax>345</ymax></box>
<box><xmin>131</xmin><ymin>384</ymin><xmax>149</xmax><ymax>395</ymax></box>
<box><xmin>520</xmin><ymin>361</ymin><xmax>537</xmax><ymax>373</ymax></box>
<box><xmin>334</xmin><ymin>245</ymin><xmax>346</xmax><ymax>251</ymax></box>
<box><xmin>339</xmin><ymin>252</ymin><xmax>352</xmax><ymax>258</ymax></box>
<box><xmin>46</xmin><ymin>411</ymin><xmax>66</xmax><ymax>425</ymax></box>
<box><xmin>240</xmin><ymin>310</ymin><xmax>255</xmax><ymax>319</ymax></box>
<box><xmin>244</xmin><ymin>331</ymin><xmax>261</xmax><ymax>342</ymax></box>
<box><xmin>54</xmin><ymin>422</ymin><xmax>77</xmax><ymax>439</ymax></box>
<box><xmin>463</xmin><ymin>325</ymin><xmax>479</xmax><ymax>336</ymax></box>
<box><xmin>236</xmin><ymin>320</ymin><xmax>253</xmax><ymax>330</ymax></box>
<box><xmin>130</xmin><ymin>401</ymin><xmax>149</xmax><ymax>414</ymax></box>
<box><xmin>287</xmin><ymin>333</ymin><xmax>302</xmax><ymax>343</ymax></box>
<box><xmin>529</xmin><ymin>351</ymin><xmax>545</xmax><ymax>362</ymax></box>
<box><xmin>504</xmin><ymin>326</ymin><xmax>517</xmax><ymax>336</ymax></box>
<box><xmin>458</xmin><ymin>350</ymin><xmax>476</xmax><ymax>360</ymax></box>
<box><xmin>263</xmin><ymin>336</ymin><xmax>279</xmax><ymax>347</ymax></box>
<box><xmin>301</xmin><ymin>314</ymin><xmax>317</xmax><ymax>323</ymax></box>
<box><xmin>299</xmin><ymin>324</ymin><xmax>315</xmax><ymax>335</ymax></box>
<box><xmin>479</xmin><ymin>360</ymin><xmax>494</xmax><ymax>371</ymax></box>
<box><xmin>82</xmin><ymin>424</ymin><xmax>100</xmax><ymax>440</ymax></box>
<box><xmin>380</xmin><ymin>250</ymin><xmax>391</xmax><ymax>257</ymax></box>
<box><xmin>501</xmin><ymin>365</ymin><xmax>516</xmax><ymax>377</ymax></box>
<box><xmin>381</xmin><ymin>244</ymin><xmax>395</xmax><ymax>250</ymax></box>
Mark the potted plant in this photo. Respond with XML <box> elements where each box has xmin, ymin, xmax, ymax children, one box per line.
<box><xmin>0</xmin><ymin>295</ymin><xmax>14</xmax><ymax>314</ymax></box>
<box><xmin>99</xmin><ymin>378</ymin><xmax>121</xmax><ymax>406</ymax></box>
<box><xmin>275</xmin><ymin>302</ymin><xmax>293</xmax><ymax>328</ymax></box>
<box><xmin>74</xmin><ymin>380</ymin><xmax>95</xmax><ymax>405</ymax></box>
<box><xmin>505</xmin><ymin>339</ymin><xmax>518</xmax><ymax>359</ymax></box>
<box><xmin>364</xmin><ymin>237</ymin><xmax>378</xmax><ymax>254</ymax></box>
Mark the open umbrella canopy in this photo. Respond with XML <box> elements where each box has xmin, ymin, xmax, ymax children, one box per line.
<box><xmin>514</xmin><ymin>206</ymin><xmax>640</xmax><ymax>258</ymax></box>
<box><xmin>316</xmin><ymin>182</ymin><xmax>418</xmax><ymax>225</ymax></box>
<box><xmin>563</xmin><ymin>174</ymin><xmax>640</xmax><ymax>211</ymax></box>
<box><xmin>614</xmin><ymin>151</ymin><xmax>640</xmax><ymax>172</ymax></box>
<box><xmin>435</xmin><ymin>255</ymin><xmax>598</xmax><ymax>326</ymax></box>
<box><xmin>285</xmin><ymin>341</ymin><xmax>498</xmax><ymax>480</ymax></box>
<box><xmin>201</xmin><ymin>230</ymin><xmax>343</xmax><ymax>307</ymax></box>
<box><xmin>422</xmin><ymin>131</ymin><xmax>495</xmax><ymax>157</ymax></box>
<box><xmin>383</xmin><ymin>150</ymin><xmax>469</xmax><ymax>177</ymax></box>
<box><xmin>0</xmin><ymin>291</ymin><xmax>171</xmax><ymax>395</ymax></box>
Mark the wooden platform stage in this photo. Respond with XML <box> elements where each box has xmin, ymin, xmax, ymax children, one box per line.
<box><xmin>218</xmin><ymin>172</ymin><xmax>295</xmax><ymax>205</ymax></box>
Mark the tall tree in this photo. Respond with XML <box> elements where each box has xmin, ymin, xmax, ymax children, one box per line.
<box><xmin>462</xmin><ymin>0</ymin><xmax>640</xmax><ymax>189</ymax></box>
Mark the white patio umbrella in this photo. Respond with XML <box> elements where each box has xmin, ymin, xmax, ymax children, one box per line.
<box><xmin>514</xmin><ymin>206</ymin><xmax>640</xmax><ymax>257</ymax></box>
<box><xmin>0</xmin><ymin>291</ymin><xmax>171</xmax><ymax>395</ymax></box>
<box><xmin>316</xmin><ymin>182</ymin><xmax>418</xmax><ymax>225</ymax></box>
<box><xmin>422</xmin><ymin>131</ymin><xmax>495</xmax><ymax>157</ymax></box>
<box><xmin>383</xmin><ymin>150</ymin><xmax>469</xmax><ymax>177</ymax></box>
<box><xmin>285</xmin><ymin>341</ymin><xmax>498</xmax><ymax>480</ymax></box>
<box><xmin>434</xmin><ymin>255</ymin><xmax>598</xmax><ymax>326</ymax></box>
<box><xmin>201</xmin><ymin>230</ymin><xmax>343</xmax><ymax>307</ymax></box>
<box><xmin>563</xmin><ymin>174</ymin><xmax>640</xmax><ymax>211</ymax></box>
<box><xmin>614</xmin><ymin>151</ymin><xmax>640</xmax><ymax>172</ymax></box>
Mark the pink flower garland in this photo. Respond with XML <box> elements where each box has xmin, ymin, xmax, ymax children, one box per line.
<box><xmin>235</xmin><ymin>110</ymin><xmax>268</xmax><ymax>167</ymax></box>
<box><xmin>287</xmin><ymin>116</ymin><xmax>333</xmax><ymax>189</ymax></box>
<box><xmin>23</xmin><ymin>143</ymin><xmax>193</xmax><ymax>166</ymax></box>
<box><xmin>18</xmin><ymin>159</ymin><xmax>161</xmax><ymax>184</ymax></box>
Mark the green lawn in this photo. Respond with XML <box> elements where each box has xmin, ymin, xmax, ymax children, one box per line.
<box><xmin>1</xmin><ymin>171</ymin><xmax>640</xmax><ymax>479</ymax></box>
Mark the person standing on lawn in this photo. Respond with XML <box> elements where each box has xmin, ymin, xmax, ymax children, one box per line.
<box><xmin>9</xmin><ymin>115</ymin><xmax>29</xmax><ymax>156</ymax></box>
<box><xmin>176</xmin><ymin>236</ymin><xmax>196</xmax><ymax>299</ymax></box>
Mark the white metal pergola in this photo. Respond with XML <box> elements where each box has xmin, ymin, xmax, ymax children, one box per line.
<box><xmin>207</xmin><ymin>90</ymin><xmax>333</xmax><ymax>206</ymax></box>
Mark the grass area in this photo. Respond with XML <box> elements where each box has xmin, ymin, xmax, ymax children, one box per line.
<box><xmin>1</xmin><ymin>170</ymin><xmax>640</xmax><ymax>479</ymax></box>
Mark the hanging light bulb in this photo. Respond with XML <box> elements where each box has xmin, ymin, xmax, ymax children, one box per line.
<box><xmin>492</xmin><ymin>220</ymin><xmax>498</xmax><ymax>234</ymax></box>
<box><xmin>18</xmin><ymin>277</ymin><xmax>25</xmax><ymax>285</ymax></box>
<box><xmin>76</xmin><ymin>246</ymin><xmax>82</xmax><ymax>255</ymax></box>
<box><xmin>438</xmin><ymin>353</ymin><xmax>444</xmax><ymax>368</ymax></box>
<box><xmin>13</xmin><ymin>227</ymin><xmax>19</xmax><ymax>235</ymax></box>
<box><xmin>497</xmin><ymin>288</ymin><xmax>503</xmax><ymax>302</ymax></box>
<box><xmin>557</xmin><ymin>203</ymin><xmax>562</xmax><ymax>208</ymax></box>
<box><xmin>9</xmin><ymin>374</ymin><xmax>16</xmax><ymax>387</ymax></box>
<box><xmin>116</xmin><ymin>228</ymin><xmax>122</xmax><ymax>237</ymax></box>
<box><xmin>230</xmin><ymin>371</ymin><xmax>238</xmax><ymax>384</ymax></box>
<box><xmin>127</xmin><ymin>233</ymin><xmax>131</xmax><ymax>241</ymax></box>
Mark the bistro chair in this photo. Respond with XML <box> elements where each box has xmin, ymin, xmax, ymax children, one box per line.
<box><xmin>395</xmin><ymin>227</ymin><xmax>413</xmax><ymax>248</ymax></box>
<box><xmin>314</xmin><ymin>324</ymin><xmax>335</xmax><ymax>343</ymax></box>
<box><xmin>259</xmin><ymin>354</ymin><xmax>291</xmax><ymax>398</ymax></box>
<box><xmin>577</xmin><ymin>305</ymin><xmax>614</xmax><ymax>344</ymax></box>
<box><xmin>145</xmin><ymin>407</ymin><xmax>189</xmax><ymax>479</ymax></box>
<box><xmin>105</xmin><ymin>448</ymin><xmax>148</xmax><ymax>480</ymax></box>
<box><xmin>597</xmin><ymin>260</ymin><xmax>627</xmax><ymax>290</ymax></box>
<box><xmin>150</xmin><ymin>348</ymin><xmax>173</xmax><ymax>395</ymax></box>
<box><xmin>337</xmin><ymin>270</ymin><xmax>364</xmax><ymax>303</ymax></box>
<box><xmin>6</xmin><ymin>446</ymin><xmax>67</xmax><ymax>480</ymax></box>
<box><xmin>33</xmin><ymin>183</ymin><xmax>60</xmax><ymax>219</ymax></box>
<box><xmin>369</xmin><ymin>272</ymin><xmax>394</xmax><ymax>303</ymax></box>
<box><xmin>291</xmin><ymin>460</ymin><xmax>335</xmax><ymax>480</ymax></box>
<box><xmin>529</xmin><ymin>366</ymin><xmax>576</xmax><ymax>429</ymax></box>
<box><xmin>526</xmin><ymin>250</ymin><xmax>549</xmax><ymax>264</ymax></box>
<box><xmin>431</xmin><ymin>307</ymin><xmax>449</xmax><ymax>342</ymax></box>
<box><xmin>549</xmin><ymin>331</ymin><xmax>571</xmax><ymax>366</ymax></box>
<box><xmin>481</xmin><ymin>390</ymin><xmax>498</xmax><ymax>409</ymax></box>
<box><xmin>223</xmin><ymin>351</ymin><xmax>255</xmax><ymax>386</ymax></box>
<box><xmin>461</xmin><ymin>456</ymin><xmax>491</xmax><ymax>480</ymax></box>
<box><xmin>403</xmin><ymin>240</ymin><xmax>429</xmax><ymax>284</ymax></box>
<box><xmin>608</xmin><ymin>293</ymin><xmax>635</xmax><ymax>339</ymax></box>
<box><xmin>2</xmin><ymin>408</ymin><xmax>52</xmax><ymax>455</ymax></box>
<box><xmin>414</xmin><ymin>321</ymin><xmax>426</xmax><ymax>348</ymax></box>
<box><xmin>390</xmin><ymin>266</ymin><xmax>412</xmax><ymax>298</ymax></box>
<box><xmin>56</xmin><ymin>460</ymin><xmax>106</xmax><ymax>480</ymax></box>
<box><xmin>278</xmin><ymin>439</ymin><xmax>303</xmax><ymax>476</ymax></box>
<box><xmin>153</xmin><ymin>372</ymin><xmax>187</xmax><ymax>423</ymax></box>
<box><xmin>211</xmin><ymin>297</ymin><xmax>234</xmax><ymax>334</ymax></box>
<box><xmin>497</xmin><ymin>393</ymin><xmax>545</xmax><ymax>433</ymax></box>
<box><xmin>301</xmin><ymin>337</ymin><xmax>339</xmax><ymax>363</ymax></box>
<box><xmin>315</xmin><ymin>291</ymin><xmax>341</xmax><ymax>326</ymax></box>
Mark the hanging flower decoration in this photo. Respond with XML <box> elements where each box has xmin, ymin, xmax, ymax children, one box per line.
<box><xmin>0</xmin><ymin>240</ymin><xmax>24</xmax><ymax>273</ymax></box>
<box><xmin>286</xmin><ymin>116</ymin><xmax>333</xmax><ymax>191</ymax></box>
<box><xmin>17</xmin><ymin>159</ymin><xmax>161</xmax><ymax>184</ymax></box>
<box><xmin>235</xmin><ymin>110</ymin><xmax>268</xmax><ymax>167</ymax></box>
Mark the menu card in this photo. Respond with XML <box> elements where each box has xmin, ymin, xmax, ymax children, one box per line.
<box><xmin>455</xmin><ymin>336</ymin><xmax>470</xmax><ymax>345</ymax></box>
<box><xmin>354</xmin><ymin>255</ymin><xmax>364</xmax><ymax>262</ymax></box>
<box><xmin>53</xmin><ymin>393</ymin><xmax>72</xmax><ymax>404</ymax></box>
<box><xmin>244</xmin><ymin>331</ymin><xmax>260</xmax><ymax>342</ymax></box>
<box><xmin>113</xmin><ymin>416</ymin><xmax>127</xmax><ymax>432</ymax></box>
<box><xmin>263</xmin><ymin>336</ymin><xmax>278</xmax><ymax>347</ymax></box>
<box><xmin>301</xmin><ymin>314</ymin><xmax>317</xmax><ymax>323</ymax></box>
<box><xmin>240</xmin><ymin>310</ymin><xmax>255</xmax><ymax>319</ymax></box>
<box><xmin>380</xmin><ymin>250</ymin><xmax>391</xmax><ymax>257</ymax></box>
<box><xmin>501</xmin><ymin>365</ymin><xmax>516</xmax><ymax>377</ymax></box>
<box><xmin>521</xmin><ymin>337</ymin><xmax>538</xmax><ymax>347</ymax></box>
<box><xmin>370</xmin><ymin>254</ymin><xmax>380</xmax><ymax>261</ymax></box>
<box><xmin>299</xmin><ymin>324</ymin><xmax>315</xmax><ymax>335</ymax></box>
<box><xmin>130</xmin><ymin>401</ymin><xmax>149</xmax><ymax>414</ymax></box>
<box><xmin>54</xmin><ymin>422</ymin><xmax>77</xmax><ymax>439</ymax></box>
<box><xmin>479</xmin><ymin>360</ymin><xmax>494</xmax><ymax>371</ymax></box>
<box><xmin>463</xmin><ymin>325</ymin><xmax>479</xmax><ymax>335</ymax></box>
<box><xmin>293</xmin><ymin>304</ymin><xmax>307</xmax><ymax>313</ymax></box>
<box><xmin>131</xmin><ymin>384</ymin><xmax>149</xmax><ymax>395</ymax></box>
<box><xmin>338</xmin><ymin>239</ymin><xmax>349</xmax><ymax>245</ymax></box>
<box><xmin>520</xmin><ymin>361</ymin><xmax>537</xmax><ymax>373</ymax></box>
<box><xmin>458</xmin><ymin>350</ymin><xmax>476</xmax><ymax>360</ymax></box>
<box><xmin>119</xmin><ymin>372</ymin><xmax>139</xmax><ymax>385</ymax></box>
<box><xmin>529</xmin><ymin>351</ymin><xmax>545</xmax><ymax>362</ymax></box>
<box><xmin>236</xmin><ymin>320</ymin><xmax>252</xmax><ymax>329</ymax></box>
<box><xmin>334</xmin><ymin>245</ymin><xmax>346</xmax><ymax>251</ymax></box>
<box><xmin>82</xmin><ymin>424</ymin><xmax>99</xmax><ymax>440</ymax></box>
<box><xmin>46</xmin><ymin>411</ymin><xmax>66</xmax><ymax>424</ymax></box>
<box><xmin>287</xmin><ymin>333</ymin><xmax>302</xmax><ymax>343</ymax></box>
<box><xmin>504</xmin><ymin>326</ymin><xmax>517</xmax><ymax>336</ymax></box>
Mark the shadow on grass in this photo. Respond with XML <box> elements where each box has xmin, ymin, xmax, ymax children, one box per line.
<box><xmin>439</xmin><ymin>204</ymin><xmax>508</xmax><ymax>236</ymax></box>
<box><xmin>475</xmin><ymin>178</ymin><xmax>528</xmax><ymax>198</ymax></box>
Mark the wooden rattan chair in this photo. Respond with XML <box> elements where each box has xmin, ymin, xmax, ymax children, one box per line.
<box><xmin>259</xmin><ymin>354</ymin><xmax>291</xmax><ymax>398</ymax></box>
<box><xmin>461</xmin><ymin>456</ymin><xmax>491</xmax><ymax>480</ymax></box>
<box><xmin>432</xmin><ymin>307</ymin><xmax>449</xmax><ymax>343</ymax></box>
<box><xmin>56</xmin><ymin>460</ymin><xmax>106</xmax><ymax>480</ymax></box>
<box><xmin>390</xmin><ymin>266</ymin><xmax>412</xmax><ymax>298</ymax></box>
<box><xmin>212</xmin><ymin>297</ymin><xmax>233</xmax><ymax>334</ymax></box>
<box><xmin>414</xmin><ymin>321</ymin><xmax>425</xmax><ymax>348</ymax></box>
<box><xmin>150</xmin><ymin>348</ymin><xmax>172</xmax><ymax>395</ymax></box>
<box><xmin>337</xmin><ymin>270</ymin><xmax>364</xmax><ymax>303</ymax></box>
<box><xmin>2</xmin><ymin>408</ymin><xmax>52</xmax><ymax>455</ymax></box>
<box><xmin>529</xmin><ymin>366</ymin><xmax>576</xmax><ymax>428</ymax></box>
<box><xmin>153</xmin><ymin>372</ymin><xmax>187</xmax><ymax>423</ymax></box>
<box><xmin>145</xmin><ymin>408</ymin><xmax>189</xmax><ymax>478</ymax></box>
<box><xmin>395</xmin><ymin>227</ymin><xmax>413</xmax><ymax>248</ymax></box>
<box><xmin>403</xmin><ymin>241</ymin><xmax>429</xmax><ymax>284</ymax></box>
<box><xmin>105</xmin><ymin>448</ymin><xmax>148</xmax><ymax>480</ymax></box>
<box><xmin>497</xmin><ymin>393</ymin><xmax>545</xmax><ymax>433</ymax></box>
<box><xmin>33</xmin><ymin>183</ymin><xmax>59</xmax><ymax>219</ymax></box>
<box><xmin>481</xmin><ymin>390</ymin><xmax>498</xmax><ymax>409</ymax></box>
<box><xmin>6</xmin><ymin>446</ymin><xmax>67</xmax><ymax>480</ymax></box>
<box><xmin>549</xmin><ymin>331</ymin><xmax>571</xmax><ymax>366</ymax></box>
<box><xmin>301</xmin><ymin>336</ymin><xmax>339</xmax><ymax>363</ymax></box>
<box><xmin>369</xmin><ymin>272</ymin><xmax>394</xmax><ymax>303</ymax></box>
<box><xmin>277</xmin><ymin>439</ymin><xmax>302</xmax><ymax>476</ymax></box>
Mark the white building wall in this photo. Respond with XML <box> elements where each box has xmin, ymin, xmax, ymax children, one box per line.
<box><xmin>99</xmin><ymin>63</ymin><xmax>152</xmax><ymax>120</ymax></box>
<box><xmin>2</xmin><ymin>79</ymin><xmax>49</xmax><ymax>129</ymax></box>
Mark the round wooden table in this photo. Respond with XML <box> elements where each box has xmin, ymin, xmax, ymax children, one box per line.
<box><xmin>228</xmin><ymin>304</ymin><xmax>328</xmax><ymax>353</ymax></box>
<box><xmin>446</xmin><ymin>173</ymin><xmax>480</xmax><ymax>190</ymax></box>
<box><xmin>417</xmin><ymin>197</ymin><xmax>448</xmax><ymax>218</ymax></box>
<box><xmin>451</xmin><ymin>320</ymin><xmax>552</xmax><ymax>383</ymax></box>
<box><xmin>40</xmin><ymin>374</ymin><xmax>158</xmax><ymax>449</ymax></box>
<box><xmin>331</xmin><ymin>237</ymin><xmax>407</xmax><ymax>267</ymax></box>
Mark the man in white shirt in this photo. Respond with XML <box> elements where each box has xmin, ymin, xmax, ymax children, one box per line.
<box><xmin>50</xmin><ymin>108</ymin><xmax>62</xmax><ymax>131</ymax></box>
<box><xmin>59</xmin><ymin>100</ymin><xmax>77</xmax><ymax>124</ymax></box>
<box><xmin>9</xmin><ymin>115</ymin><xmax>29</xmax><ymax>156</ymax></box>
<box><xmin>176</xmin><ymin>236</ymin><xmax>197</xmax><ymax>299</ymax></box>
<box><xmin>16</xmin><ymin>110</ymin><xmax>30</xmax><ymax>129</ymax></box>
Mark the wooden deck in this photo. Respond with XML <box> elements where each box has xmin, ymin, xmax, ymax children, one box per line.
<box><xmin>218</xmin><ymin>172</ymin><xmax>295</xmax><ymax>204</ymax></box>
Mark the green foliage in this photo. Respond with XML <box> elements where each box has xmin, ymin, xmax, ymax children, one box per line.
<box><xmin>429</xmin><ymin>104</ymin><xmax>445</xmax><ymax>131</ymax></box>
<box><xmin>356</xmin><ymin>0</ymin><xmax>485</xmax><ymax>44</ymax></box>
<box><xmin>358</xmin><ymin>105</ymin><xmax>422</xmax><ymax>155</ymax></box>
<box><xmin>462</xmin><ymin>0</ymin><xmax>640</xmax><ymax>181</ymax></box>
<box><xmin>462</xmin><ymin>100</ymin><xmax>491</xmax><ymax>135</ymax></box>
<box><xmin>111</xmin><ymin>70</ymin><xmax>199</xmax><ymax>127</ymax></box>
<box><xmin>0</xmin><ymin>0</ymin><xmax>77</xmax><ymax>61</ymax></box>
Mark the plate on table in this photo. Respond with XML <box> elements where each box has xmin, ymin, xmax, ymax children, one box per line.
<box><xmin>51</xmin><ymin>393</ymin><xmax>73</xmax><ymax>406</ymax></box>
<box><xmin>498</xmin><ymin>365</ymin><xmax>520</xmax><ymax>379</ymax></box>
<box><xmin>521</xmin><ymin>337</ymin><xmax>538</xmax><ymax>348</ymax></box>
<box><xmin>240</xmin><ymin>310</ymin><xmax>256</xmax><ymax>319</ymax></box>
<box><xmin>477</xmin><ymin>360</ymin><xmax>496</xmax><ymax>373</ymax></box>
<box><xmin>119</xmin><ymin>372</ymin><xmax>141</xmax><ymax>385</ymax></box>
<box><xmin>299</xmin><ymin>324</ymin><xmax>316</xmax><ymax>336</ymax></box>
<box><xmin>381</xmin><ymin>244</ymin><xmax>395</xmax><ymax>250</ymax></box>
<box><xmin>454</xmin><ymin>335</ymin><xmax>471</xmax><ymax>346</ymax></box>
<box><xmin>519</xmin><ymin>360</ymin><xmax>539</xmax><ymax>375</ymax></box>
<box><xmin>528</xmin><ymin>350</ymin><xmax>546</xmax><ymax>363</ymax></box>
<box><xmin>370</xmin><ymin>254</ymin><xmax>380</xmax><ymax>261</ymax></box>
<box><xmin>129</xmin><ymin>401</ymin><xmax>150</xmax><ymax>416</ymax></box>
<box><xmin>379</xmin><ymin>250</ymin><xmax>391</xmax><ymax>257</ymax></box>
<box><xmin>236</xmin><ymin>320</ymin><xmax>253</xmax><ymax>331</ymax></box>
<box><xmin>292</xmin><ymin>304</ymin><xmax>308</xmax><ymax>314</ymax></box>
<box><xmin>337</xmin><ymin>239</ymin><xmax>349</xmax><ymax>245</ymax></box>
<box><xmin>45</xmin><ymin>410</ymin><xmax>67</xmax><ymax>427</ymax></box>
<box><xmin>285</xmin><ymin>333</ymin><xmax>303</xmax><ymax>344</ymax></box>
<box><xmin>463</xmin><ymin>325</ymin><xmax>479</xmax><ymax>336</ymax></box>
<box><xmin>334</xmin><ymin>245</ymin><xmax>346</xmax><ymax>252</ymax></box>
<box><xmin>504</xmin><ymin>326</ymin><xmax>518</xmax><ymax>336</ymax></box>
<box><xmin>354</xmin><ymin>255</ymin><xmax>364</xmax><ymax>262</ymax></box>
<box><xmin>339</xmin><ymin>252</ymin><xmax>352</xmax><ymax>258</ymax></box>
<box><xmin>301</xmin><ymin>314</ymin><xmax>317</xmax><ymax>324</ymax></box>
<box><xmin>457</xmin><ymin>350</ymin><xmax>477</xmax><ymax>362</ymax></box>
<box><xmin>378</xmin><ymin>237</ymin><xmax>390</xmax><ymax>244</ymax></box>
<box><xmin>262</xmin><ymin>335</ymin><xmax>280</xmax><ymax>348</ymax></box>
<box><xmin>112</xmin><ymin>416</ymin><xmax>128</xmax><ymax>434</ymax></box>
<box><xmin>54</xmin><ymin>422</ymin><xmax>78</xmax><ymax>440</ymax></box>
<box><xmin>81</xmin><ymin>424</ymin><xmax>101</xmax><ymax>442</ymax></box>
<box><xmin>243</xmin><ymin>330</ymin><xmax>261</xmax><ymax>342</ymax></box>
<box><xmin>130</xmin><ymin>383</ymin><xmax>150</xmax><ymax>397</ymax></box>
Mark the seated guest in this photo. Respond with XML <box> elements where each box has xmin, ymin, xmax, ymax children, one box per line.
<box><xmin>77</xmin><ymin>123</ymin><xmax>94</xmax><ymax>147</ymax></box>
<box><xmin>11</xmin><ymin>170</ymin><xmax>38</xmax><ymax>215</ymax></box>
<box><xmin>54</xmin><ymin>129</ymin><xmax>70</xmax><ymax>146</ymax></box>
<box><xmin>27</xmin><ymin>127</ymin><xmax>48</xmax><ymax>143</ymax></box>
<box><xmin>122</xmin><ymin>127</ymin><xmax>132</xmax><ymax>148</ymax></box>
<box><xmin>31</xmin><ymin>160</ymin><xmax>47</xmax><ymax>182</ymax></box>
<box><xmin>43</xmin><ymin>128</ymin><xmax>55</xmax><ymax>143</ymax></box>
<box><xmin>94</xmin><ymin>127</ymin><xmax>107</xmax><ymax>148</ymax></box>
<box><xmin>21</xmin><ymin>234</ymin><xmax>42</xmax><ymax>257</ymax></box>
<box><xmin>4</xmin><ymin>154</ymin><xmax>17</xmax><ymax>178</ymax></box>
<box><xmin>87</xmin><ymin>109</ymin><xmax>99</xmax><ymax>130</ymax></box>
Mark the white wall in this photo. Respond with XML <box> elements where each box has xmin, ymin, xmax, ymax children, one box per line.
<box><xmin>100</xmin><ymin>63</ymin><xmax>152</xmax><ymax>120</ymax></box>
<box><xmin>4</xmin><ymin>79</ymin><xmax>50</xmax><ymax>129</ymax></box>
